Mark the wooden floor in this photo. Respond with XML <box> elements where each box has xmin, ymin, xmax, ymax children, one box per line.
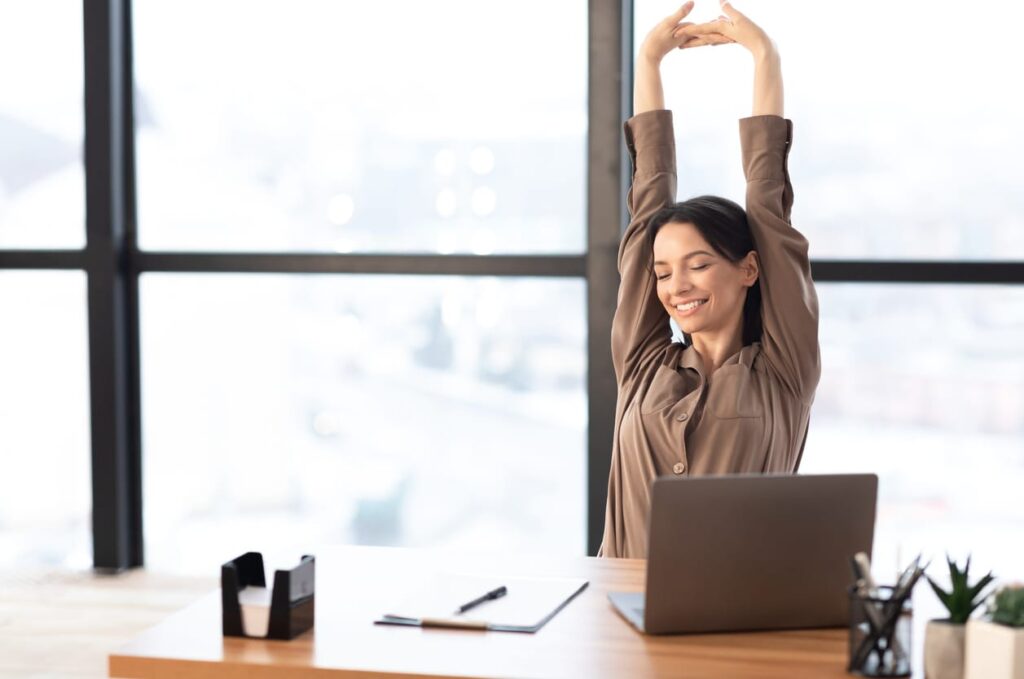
<box><xmin>0</xmin><ymin>568</ymin><xmax>215</xmax><ymax>679</ymax></box>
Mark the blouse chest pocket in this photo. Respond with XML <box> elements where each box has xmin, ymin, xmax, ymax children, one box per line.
<box><xmin>706</xmin><ymin>366</ymin><xmax>764</xmax><ymax>419</ymax></box>
<box><xmin>639</xmin><ymin>364</ymin><xmax>692</xmax><ymax>415</ymax></box>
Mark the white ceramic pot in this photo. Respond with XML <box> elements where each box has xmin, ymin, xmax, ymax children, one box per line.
<box><xmin>925</xmin><ymin>620</ymin><xmax>966</xmax><ymax>679</ymax></box>
<box><xmin>964</xmin><ymin>619</ymin><xmax>1024</xmax><ymax>679</ymax></box>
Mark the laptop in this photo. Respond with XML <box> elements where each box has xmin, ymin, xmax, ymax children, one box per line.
<box><xmin>608</xmin><ymin>473</ymin><xmax>877</xmax><ymax>634</ymax></box>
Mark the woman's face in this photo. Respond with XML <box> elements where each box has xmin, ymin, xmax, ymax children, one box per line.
<box><xmin>652</xmin><ymin>221</ymin><xmax>759</xmax><ymax>339</ymax></box>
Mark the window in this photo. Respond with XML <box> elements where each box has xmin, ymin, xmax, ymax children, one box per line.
<box><xmin>130</xmin><ymin>1</ymin><xmax>591</xmax><ymax>572</ymax></box>
<box><xmin>132</xmin><ymin>0</ymin><xmax>588</xmax><ymax>254</ymax></box>
<box><xmin>3</xmin><ymin>0</ymin><xmax>601</xmax><ymax>572</ymax></box>
<box><xmin>4</xmin><ymin>0</ymin><xmax>1018</xmax><ymax>572</ymax></box>
<box><xmin>634</xmin><ymin>0</ymin><xmax>1024</xmax><ymax>260</ymax></box>
<box><xmin>0</xmin><ymin>271</ymin><xmax>91</xmax><ymax>568</ymax></box>
<box><xmin>634</xmin><ymin>0</ymin><xmax>1024</xmax><ymax>571</ymax></box>
<box><xmin>804</xmin><ymin>284</ymin><xmax>1024</xmax><ymax>572</ymax></box>
<box><xmin>140</xmin><ymin>274</ymin><xmax>586</xmax><ymax>573</ymax></box>
<box><xmin>0</xmin><ymin>2</ymin><xmax>85</xmax><ymax>249</ymax></box>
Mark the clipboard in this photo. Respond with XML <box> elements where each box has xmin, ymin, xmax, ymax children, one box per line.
<box><xmin>375</xmin><ymin>572</ymin><xmax>589</xmax><ymax>633</ymax></box>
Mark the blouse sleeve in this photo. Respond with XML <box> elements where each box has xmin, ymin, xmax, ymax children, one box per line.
<box><xmin>610</xmin><ymin>110</ymin><xmax>677</xmax><ymax>383</ymax></box>
<box><xmin>740</xmin><ymin>115</ymin><xmax>821</xmax><ymax>401</ymax></box>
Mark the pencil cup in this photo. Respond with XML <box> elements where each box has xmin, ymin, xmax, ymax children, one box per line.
<box><xmin>848</xmin><ymin>585</ymin><xmax>912</xmax><ymax>677</ymax></box>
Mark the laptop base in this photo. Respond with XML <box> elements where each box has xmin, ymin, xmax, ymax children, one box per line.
<box><xmin>608</xmin><ymin>591</ymin><xmax>646</xmax><ymax>633</ymax></box>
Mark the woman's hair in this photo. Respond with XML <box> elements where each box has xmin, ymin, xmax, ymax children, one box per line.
<box><xmin>646</xmin><ymin>195</ymin><xmax>762</xmax><ymax>346</ymax></box>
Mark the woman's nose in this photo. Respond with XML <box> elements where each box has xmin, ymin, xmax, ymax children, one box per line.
<box><xmin>671</xmin><ymin>273</ymin><xmax>692</xmax><ymax>295</ymax></box>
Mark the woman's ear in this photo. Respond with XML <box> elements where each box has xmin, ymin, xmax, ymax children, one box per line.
<box><xmin>741</xmin><ymin>251</ymin><xmax>760</xmax><ymax>287</ymax></box>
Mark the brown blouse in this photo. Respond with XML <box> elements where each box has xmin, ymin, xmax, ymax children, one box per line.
<box><xmin>597</xmin><ymin>111</ymin><xmax>821</xmax><ymax>559</ymax></box>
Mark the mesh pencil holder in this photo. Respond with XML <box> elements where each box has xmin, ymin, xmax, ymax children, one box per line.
<box><xmin>848</xmin><ymin>584</ymin><xmax>912</xmax><ymax>677</ymax></box>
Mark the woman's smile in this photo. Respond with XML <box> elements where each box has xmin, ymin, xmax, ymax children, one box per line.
<box><xmin>674</xmin><ymin>298</ymin><xmax>708</xmax><ymax>317</ymax></box>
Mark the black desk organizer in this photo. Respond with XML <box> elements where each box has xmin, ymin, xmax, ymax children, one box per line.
<box><xmin>221</xmin><ymin>552</ymin><xmax>315</xmax><ymax>640</ymax></box>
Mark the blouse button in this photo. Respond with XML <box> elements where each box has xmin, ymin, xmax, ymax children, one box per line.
<box><xmin>676</xmin><ymin>412</ymin><xmax>688</xmax><ymax>422</ymax></box>
<box><xmin>673</xmin><ymin>462</ymin><xmax>685</xmax><ymax>475</ymax></box>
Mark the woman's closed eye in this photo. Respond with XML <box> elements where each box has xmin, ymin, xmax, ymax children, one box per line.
<box><xmin>656</xmin><ymin>263</ymin><xmax>708</xmax><ymax>280</ymax></box>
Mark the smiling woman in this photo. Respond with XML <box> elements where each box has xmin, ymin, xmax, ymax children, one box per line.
<box><xmin>598</xmin><ymin>0</ymin><xmax>821</xmax><ymax>559</ymax></box>
<box><xmin>649</xmin><ymin>195</ymin><xmax>762</xmax><ymax>351</ymax></box>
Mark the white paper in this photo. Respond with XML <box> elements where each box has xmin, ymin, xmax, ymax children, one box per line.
<box><xmin>238</xmin><ymin>586</ymin><xmax>271</xmax><ymax>637</ymax></box>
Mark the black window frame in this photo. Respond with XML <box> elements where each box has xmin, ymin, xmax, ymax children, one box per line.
<box><xmin>0</xmin><ymin>0</ymin><xmax>1021</xmax><ymax>569</ymax></box>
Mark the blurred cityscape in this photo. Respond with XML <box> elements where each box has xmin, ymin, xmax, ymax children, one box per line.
<box><xmin>1</xmin><ymin>1</ymin><xmax>1023</xmax><ymax>577</ymax></box>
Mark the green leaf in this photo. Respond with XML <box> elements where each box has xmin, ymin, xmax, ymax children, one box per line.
<box><xmin>952</xmin><ymin>555</ymin><xmax>968</xmax><ymax>591</ymax></box>
<box><xmin>927</xmin><ymin>575</ymin><xmax>953</xmax><ymax>614</ymax></box>
<box><xmin>967</xmin><ymin>572</ymin><xmax>995</xmax><ymax>602</ymax></box>
<box><xmin>928</xmin><ymin>556</ymin><xmax>994</xmax><ymax>623</ymax></box>
<box><xmin>967</xmin><ymin>599</ymin><xmax>986</xmax><ymax>618</ymax></box>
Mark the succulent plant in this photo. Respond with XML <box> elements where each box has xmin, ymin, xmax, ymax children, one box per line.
<box><xmin>926</xmin><ymin>555</ymin><xmax>995</xmax><ymax>624</ymax></box>
<box><xmin>990</xmin><ymin>584</ymin><xmax>1024</xmax><ymax>628</ymax></box>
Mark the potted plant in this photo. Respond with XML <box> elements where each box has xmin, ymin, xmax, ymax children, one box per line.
<box><xmin>964</xmin><ymin>584</ymin><xmax>1024</xmax><ymax>679</ymax></box>
<box><xmin>924</xmin><ymin>556</ymin><xmax>995</xmax><ymax>679</ymax></box>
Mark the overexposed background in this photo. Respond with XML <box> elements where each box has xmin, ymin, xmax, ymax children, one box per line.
<box><xmin>1</xmin><ymin>1</ymin><xmax>1022</xmax><ymax>583</ymax></box>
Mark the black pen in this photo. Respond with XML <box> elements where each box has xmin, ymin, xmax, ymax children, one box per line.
<box><xmin>455</xmin><ymin>585</ymin><xmax>507</xmax><ymax>615</ymax></box>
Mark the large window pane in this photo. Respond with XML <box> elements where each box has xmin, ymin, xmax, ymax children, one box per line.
<box><xmin>634</xmin><ymin>0</ymin><xmax>1024</xmax><ymax>260</ymax></box>
<box><xmin>0</xmin><ymin>2</ymin><xmax>84</xmax><ymax>249</ymax></box>
<box><xmin>0</xmin><ymin>272</ymin><xmax>91</xmax><ymax>568</ymax></box>
<box><xmin>141</xmin><ymin>274</ymin><xmax>586</xmax><ymax>574</ymax></box>
<box><xmin>132</xmin><ymin>1</ymin><xmax>587</xmax><ymax>254</ymax></box>
<box><xmin>803</xmin><ymin>284</ymin><xmax>1024</xmax><ymax>575</ymax></box>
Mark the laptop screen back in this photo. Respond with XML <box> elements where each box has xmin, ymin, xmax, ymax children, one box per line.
<box><xmin>644</xmin><ymin>473</ymin><xmax>877</xmax><ymax>634</ymax></box>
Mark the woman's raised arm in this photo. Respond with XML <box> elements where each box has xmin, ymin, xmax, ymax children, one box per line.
<box><xmin>683</xmin><ymin>1</ymin><xmax>820</xmax><ymax>399</ymax></box>
<box><xmin>612</xmin><ymin>3</ymin><xmax>714</xmax><ymax>381</ymax></box>
<box><xmin>675</xmin><ymin>0</ymin><xmax>781</xmax><ymax>116</ymax></box>
<box><xmin>636</xmin><ymin>3</ymin><xmax>690</xmax><ymax>113</ymax></box>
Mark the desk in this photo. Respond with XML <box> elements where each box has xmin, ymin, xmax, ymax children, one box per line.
<box><xmin>110</xmin><ymin>545</ymin><xmax>850</xmax><ymax>678</ymax></box>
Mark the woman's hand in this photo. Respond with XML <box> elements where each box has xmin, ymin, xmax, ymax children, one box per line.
<box><xmin>673</xmin><ymin>0</ymin><xmax>775</xmax><ymax>59</ymax></box>
<box><xmin>672</xmin><ymin>0</ymin><xmax>783</xmax><ymax>116</ymax></box>
<box><xmin>639</xmin><ymin>1</ymin><xmax>722</xmax><ymax>64</ymax></box>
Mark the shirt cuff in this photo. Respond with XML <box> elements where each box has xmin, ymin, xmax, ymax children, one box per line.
<box><xmin>624</xmin><ymin>110</ymin><xmax>676</xmax><ymax>175</ymax></box>
<box><xmin>739</xmin><ymin>115</ymin><xmax>793</xmax><ymax>182</ymax></box>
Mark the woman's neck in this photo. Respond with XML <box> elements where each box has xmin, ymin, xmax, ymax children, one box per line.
<box><xmin>689</xmin><ymin>321</ymin><xmax>744</xmax><ymax>378</ymax></box>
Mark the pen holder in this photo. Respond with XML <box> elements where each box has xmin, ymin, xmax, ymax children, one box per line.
<box><xmin>221</xmin><ymin>552</ymin><xmax>315</xmax><ymax>640</ymax></box>
<box><xmin>848</xmin><ymin>585</ymin><xmax>912</xmax><ymax>677</ymax></box>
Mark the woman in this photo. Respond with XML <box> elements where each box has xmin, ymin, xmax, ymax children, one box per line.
<box><xmin>598</xmin><ymin>0</ymin><xmax>821</xmax><ymax>559</ymax></box>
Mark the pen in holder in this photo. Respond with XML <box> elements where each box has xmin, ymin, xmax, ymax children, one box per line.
<box><xmin>221</xmin><ymin>552</ymin><xmax>315</xmax><ymax>640</ymax></box>
<box><xmin>848</xmin><ymin>584</ymin><xmax>912</xmax><ymax>677</ymax></box>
